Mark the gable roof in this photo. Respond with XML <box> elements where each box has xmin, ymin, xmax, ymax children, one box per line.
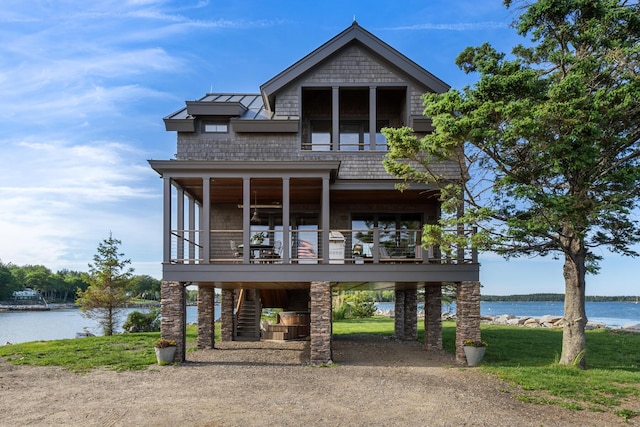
<box><xmin>260</xmin><ymin>21</ymin><xmax>450</xmax><ymax>111</ymax></box>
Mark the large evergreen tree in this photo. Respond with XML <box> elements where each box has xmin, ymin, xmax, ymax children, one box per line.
<box><xmin>76</xmin><ymin>233</ymin><xmax>134</xmax><ymax>335</ymax></box>
<box><xmin>383</xmin><ymin>0</ymin><xmax>640</xmax><ymax>367</ymax></box>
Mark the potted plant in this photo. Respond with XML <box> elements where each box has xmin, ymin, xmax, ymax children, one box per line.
<box><xmin>154</xmin><ymin>338</ymin><xmax>176</xmax><ymax>365</ymax></box>
<box><xmin>463</xmin><ymin>339</ymin><xmax>487</xmax><ymax>366</ymax></box>
<box><xmin>251</xmin><ymin>232</ymin><xmax>266</xmax><ymax>245</ymax></box>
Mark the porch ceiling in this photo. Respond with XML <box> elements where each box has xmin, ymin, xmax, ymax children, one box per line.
<box><xmin>173</xmin><ymin>177</ymin><xmax>439</xmax><ymax>205</ymax></box>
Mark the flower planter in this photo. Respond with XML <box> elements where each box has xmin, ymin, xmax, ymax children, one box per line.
<box><xmin>155</xmin><ymin>346</ymin><xmax>176</xmax><ymax>365</ymax></box>
<box><xmin>463</xmin><ymin>346</ymin><xmax>486</xmax><ymax>366</ymax></box>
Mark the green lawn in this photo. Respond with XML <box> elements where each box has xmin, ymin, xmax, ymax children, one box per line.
<box><xmin>1</xmin><ymin>317</ymin><xmax>639</xmax><ymax>420</ymax></box>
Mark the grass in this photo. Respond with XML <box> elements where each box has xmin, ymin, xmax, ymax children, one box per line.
<box><xmin>1</xmin><ymin>316</ymin><xmax>639</xmax><ymax>420</ymax></box>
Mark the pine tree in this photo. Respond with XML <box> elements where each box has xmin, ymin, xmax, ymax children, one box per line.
<box><xmin>76</xmin><ymin>232</ymin><xmax>134</xmax><ymax>335</ymax></box>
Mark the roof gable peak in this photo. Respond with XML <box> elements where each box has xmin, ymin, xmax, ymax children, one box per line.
<box><xmin>260</xmin><ymin>22</ymin><xmax>449</xmax><ymax>111</ymax></box>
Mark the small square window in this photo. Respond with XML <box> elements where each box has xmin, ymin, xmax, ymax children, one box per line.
<box><xmin>203</xmin><ymin>122</ymin><xmax>228</xmax><ymax>133</ymax></box>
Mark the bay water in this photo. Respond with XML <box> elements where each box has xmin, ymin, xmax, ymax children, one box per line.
<box><xmin>1</xmin><ymin>301</ymin><xmax>638</xmax><ymax>345</ymax></box>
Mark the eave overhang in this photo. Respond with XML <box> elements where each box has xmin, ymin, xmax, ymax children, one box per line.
<box><xmin>148</xmin><ymin>160</ymin><xmax>341</xmax><ymax>181</ymax></box>
<box><xmin>185</xmin><ymin>100</ymin><xmax>247</xmax><ymax>117</ymax></box>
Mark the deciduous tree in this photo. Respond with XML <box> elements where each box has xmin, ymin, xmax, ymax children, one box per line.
<box><xmin>383</xmin><ymin>0</ymin><xmax>640</xmax><ymax>367</ymax></box>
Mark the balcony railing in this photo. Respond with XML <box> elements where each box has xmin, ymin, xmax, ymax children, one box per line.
<box><xmin>169</xmin><ymin>228</ymin><xmax>478</xmax><ymax>265</ymax></box>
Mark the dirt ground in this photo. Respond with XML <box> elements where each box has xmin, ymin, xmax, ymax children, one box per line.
<box><xmin>0</xmin><ymin>335</ymin><xmax>636</xmax><ymax>426</ymax></box>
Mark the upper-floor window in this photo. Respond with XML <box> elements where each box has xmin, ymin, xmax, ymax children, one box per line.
<box><xmin>340</xmin><ymin>120</ymin><xmax>389</xmax><ymax>151</ymax></box>
<box><xmin>202</xmin><ymin>122</ymin><xmax>228</xmax><ymax>133</ymax></box>
<box><xmin>301</xmin><ymin>86</ymin><xmax>403</xmax><ymax>151</ymax></box>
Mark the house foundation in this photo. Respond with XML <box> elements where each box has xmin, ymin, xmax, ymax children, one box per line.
<box><xmin>221</xmin><ymin>289</ymin><xmax>234</xmax><ymax>342</ymax></box>
<box><xmin>160</xmin><ymin>281</ymin><xmax>186</xmax><ymax>362</ymax></box>
<box><xmin>394</xmin><ymin>289</ymin><xmax>417</xmax><ymax>340</ymax></box>
<box><xmin>197</xmin><ymin>286</ymin><xmax>215</xmax><ymax>349</ymax></box>
<box><xmin>424</xmin><ymin>285</ymin><xmax>443</xmax><ymax>350</ymax></box>
<box><xmin>310</xmin><ymin>281</ymin><xmax>332</xmax><ymax>364</ymax></box>
<box><xmin>455</xmin><ymin>281</ymin><xmax>482</xmax><ymax>364</ymax></box>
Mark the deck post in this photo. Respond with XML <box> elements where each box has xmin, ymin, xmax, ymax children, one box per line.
<box><xmin>394</xmin><ymin>290</ymin><xmax>405</xmax><ymax>339</ymax></box>
<box><xmin>455</xmin><ymin>281</ymin><xmax>482</xmax><ymax>364</ymax></box>
<box><xmin>404</xmin><ymin>288</ymin><xmax>417</xmax><ymax>340</ymax></box>
<box><xmin>220</xmin><ymin>289</ymin><xmax>234</xmax><ymax>341</ymax></box>
<box><xmin>310</xmin><ymin>281</ymin><xmax>332</xmax><ymax>364</ymax></box>
<box><xmin>424</xmin><ymin>285</ymin><xmax>443</xmax><ymax>350</ymax></box>
<box><xmin>197</xmin><ymin>285</ymin><xmax>216</xmax><ymax>349</ymax></box>
<box><xmin>161</xmin><ymin>281</ymin><xmax>186</xmax><ymax>362</ymax></box>
<box><xmin>395</xmin><ymin>288</ymin><xmax>417</xmax><ymax>340</ymax></box>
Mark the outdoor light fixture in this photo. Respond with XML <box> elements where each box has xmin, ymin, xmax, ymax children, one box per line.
<box><xmin>250</xmin><ymin>191</ymin><xmax>260</xmax><ymax>223</ymax></box>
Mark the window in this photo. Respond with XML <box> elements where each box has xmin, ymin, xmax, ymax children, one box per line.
<box><xmin>202</xmin><ymin>122</ymin><xmax>228</xmax><ymax>133</ymax></box>
<box><xmin>309</xmin><ymin>120</ymin><xmax>331</xmax><ymax>151</ymax></box>
<box><xmin>340</xmin><ymin>120</ymin><xmax>389</xmax><ymax>151</ymax></box>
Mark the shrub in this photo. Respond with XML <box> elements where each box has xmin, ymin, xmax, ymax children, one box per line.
<box><xmin>123</xmin><ymin>308</ymin><xmax>160</xmax><ymax>332</ymax></box>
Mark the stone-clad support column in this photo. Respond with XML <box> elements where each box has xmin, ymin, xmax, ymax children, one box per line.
<box><xmin>161</xmin><ymin>281</ymin><xmax>186</xmax><ymax>362</ymax></box>
<box><xmin>221</xmin><ymin>289</ymin><xmax>234</xmax><ymax>342</ymax></box>
<box><xmin>310</xmin><ymin>281</ymin><xmax>332</xmax><ymax>365</ymax></box>
<box><xmin>424</xmin><ymin>285</ymin><xmax>443</xmax><ymax>351</ymax></box>
<box><xmin>197</xmin><ymin>286</ymin><xmax>216</xmax><ymax>349</ymax></box>
<box><xmin>403</xmin><ymin>289</ymin><xmax>418</xmax><ymax>340</ymax></box>
<box><xmin>455</xmin><ymin>281</ymin><xmax>481</xmax><ymax>364</ymax></box>
<box><xmin>394</xmin><ymin>290</ymin><xmax>405</xmax><ymax>339</ymax></box>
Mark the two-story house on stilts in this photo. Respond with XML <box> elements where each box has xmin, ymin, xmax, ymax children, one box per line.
<box><xmin>150</xmin><ymin>22</ymin><xmax>481</xmax><ymax>365</ymax></box>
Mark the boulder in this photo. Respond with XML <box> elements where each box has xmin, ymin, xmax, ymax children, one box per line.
<box><xmin>623</xmin><ymin>323</ymin><xmax>640</xmax><ymax>331</ymax></box>
<box><xmin>523</xmin><ymin>318</ymin><xmax>540</xmax><ymax>327</ymax></box>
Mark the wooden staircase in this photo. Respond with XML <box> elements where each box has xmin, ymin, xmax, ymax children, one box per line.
<box><xmin>234</xmin><ymin>289</ymin><xmax>261</xmax><ymax>341</ymax></box>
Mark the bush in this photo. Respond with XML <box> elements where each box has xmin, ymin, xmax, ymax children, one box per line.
<box><xmin>123</xmin><ymin>308</ymin><xmax>160</xmax><ymax>332</ymax></box>
<box><xmin>332</xmin><ymin>291</ymin><xmax>375</xmax><ymax>320</ymax></box>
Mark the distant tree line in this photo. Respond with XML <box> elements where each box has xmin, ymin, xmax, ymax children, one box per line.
<box><xmin>0</xmin><ymin>260</ymin><xmax>161</xmax><ymax>303</ymax></box>
<box><xmin>482</xmin><ymin>294</ymin><xmax>639</xmax><ymax>302</ymax></box>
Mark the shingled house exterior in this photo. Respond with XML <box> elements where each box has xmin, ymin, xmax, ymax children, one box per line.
<box><xmin>150</xmin><ymin>22</ymin><xmax>481</xmax><ymax>365</ymax></box>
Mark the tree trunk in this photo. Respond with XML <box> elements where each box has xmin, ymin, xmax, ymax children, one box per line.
<box><xmin>560</xmin><ymin>241</ymin><xmax>588</xmax><ymax>368</ymax></box>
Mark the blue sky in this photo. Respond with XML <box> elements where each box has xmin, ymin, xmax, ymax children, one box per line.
<box><xmin>0</xmin><ymin>0</ymin><xmax>637</xmax><ymax>296</ymax></box>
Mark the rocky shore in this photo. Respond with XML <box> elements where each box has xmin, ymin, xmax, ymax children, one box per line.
<box><xmin>375</xmin><ymin>308</ymin><xmax>640</xmax><ymax>331</ymax></box>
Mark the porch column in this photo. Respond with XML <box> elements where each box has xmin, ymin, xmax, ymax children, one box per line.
<box><xmin>455</xmin><ymin>281</ymin><xmax>482</xmax><ymax>364</ymax></box>
<box><xmin>161</xmin><ymin>281</ymin><xmax>186</xmax><ymax>362</ymax></box>
<box><xmin>177</xmin><ymin>188</ymin><xmax>185</xmax><ymax>261</ymax></box>
<box><xmin>188</xmin><ymin>195</ymin><xmax>196</xmax><ymax>262</ymax></box>
<box><xmin>202</xmin><ymin>177</ymin><xmax>211</xmax><ymax>263</ymax></box>
<box><xmin>394</xmin><ymin>289</ymin><xmax>405</xmax><ymax>339</ymax></box>
<box><xmin>321</xmin><ymin>176</ymin><xmax>330</xmax><ymax>264</ymax></box>
<box><xmin>221</xmin><ymin>289</ymin><xmax>234</xmax><ymax>341</ymax></box>
<box><xmin>424</xmin><ymin>285</ymin><xmax>443</xmax><ymax>350</ymax></box>
<box><xmin>197</xmin><ymin>286</ymin><xmax>216</xmax><ymax>349</ymax></box>
<box><xmin>310</xmin><ymin>281</ymin><xmax>332</xmax><ymax>364</ymax></box>
<box><xmin>331</xmin><ymin>86</ymin><xmax>339</xmax><ymax>151</ymax></box>
<box><xmin>282</xmin><ymin>177</ymin><xmax>290</xmax><ymax>262</ymax></box>
<box><xmin>369</xmin><ymin>85</ymin><xmax>376</xmax><ymax>150</ymax></box>
<box><xmin>162</xmin><ymin>177</ymin><xmax>172</xmax><ymax>264</ymax></box>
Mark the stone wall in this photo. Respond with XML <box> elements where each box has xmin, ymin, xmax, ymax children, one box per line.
<box><xmin>161</xmin><ymin>281</ymin><xmax>186</xmax><ymax>362</ymax></box>
<box><xmin>310</xmin><ymin>281</ymin><xmax>332</xmax><ymax>364</ymax></box>
<box><xmin>221</xmin><ymin>289</ymin><xmax>234</xmax><ymax>342</ymax></box>
<box><xmin>424</xmin><ymin>286</ymin><xmax>442</xmax><ymax>350</ymax></box>
<box><xmin>455</xmin><ymin>281</ymin><xmax>481</xmax><ymax>364</ymax></box>
<box><xmin>197</xmin><ymin>286</ymin><xmax>216</xmax><ymax>349</ymax></box>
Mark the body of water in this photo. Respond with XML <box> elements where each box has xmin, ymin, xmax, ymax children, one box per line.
<box><xmin>377</xmin><ymin>301</ymin><xmax>640</xmax><ymax>329</ymax></box>
<box><xmin>1</xmin><ymin>301</ymin><xmax>638</xmax><ymax>345</ymax></box>
<box><xmin>0</xmin><ymin>306</ymin><xmax>203</xmax><ymax>345</ymax></box>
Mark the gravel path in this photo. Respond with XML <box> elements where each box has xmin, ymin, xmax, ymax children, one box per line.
<box><xmin>0</xmin><ymin>335</ymin><xmax>635</xmax><ymax>426</ymax></box>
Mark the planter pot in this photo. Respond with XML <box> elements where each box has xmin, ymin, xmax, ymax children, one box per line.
<box><xmin>463</xmin><ymin>346</ymin><xmax>486</xmax><ymax>366</ymax></box>
<box><xmin>155</xmin><ymin>346</ymin><xmax>176</xmax><ymax>365</ymax></box>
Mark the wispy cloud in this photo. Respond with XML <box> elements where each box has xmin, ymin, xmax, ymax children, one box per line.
<box><xmin>384</xmin><ymin>21</ymin><xmax>509</xmax><ymax>31</ymax></box>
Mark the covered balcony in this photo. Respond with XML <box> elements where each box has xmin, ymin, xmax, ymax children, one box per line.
<box><xmin>149</xmin><ymin>159</ymin><xmax>480</xmax><ymax>286</ymax></box>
